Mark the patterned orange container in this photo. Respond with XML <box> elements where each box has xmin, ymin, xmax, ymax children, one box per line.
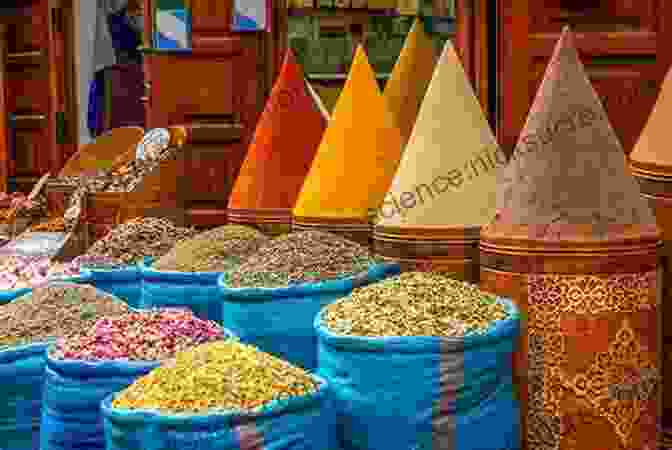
<box><xmin>480</xmin><ymin>224</ymin><xmax>662</xmax><ymax>450</ymax></box>
<box><xmin>629</xmin><ymin>61</ymin><xmax>672</xmax><ymax>437</ymax></box>
<box><xmin>630</xmin><ymin>169</ymin><xmax>672</xmax><ymax>442</ymax></box>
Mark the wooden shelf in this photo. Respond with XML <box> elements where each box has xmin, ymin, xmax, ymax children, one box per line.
<box><xmin>288</xmin><ymin>7</ymin><xmax>405</xmax><ymax>18</ymax></box>
<box><xmin>307</xmin><ymin>72</ymin><xmax>390</xmax><ymax>80</ymax></box>
<box><xmin>7</xmin><ymin>50</ymin><xmax>44</xmax><ymax>67</ymax></box>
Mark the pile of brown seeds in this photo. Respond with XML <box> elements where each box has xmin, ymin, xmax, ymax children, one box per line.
<box><xmin>56</xmin><ymin>146</ymin><xmax>181</xmax><ymax>233</ymax></box>
<box><xmin>112</xmin><ymin>340</ymin><xmax>319</xmax><ymax>413</ymax></box>
<box><xmin>53</xmin><ymin>146</ymin><xmax>179</xmax><ymax>195</ymax></box>
<box><xmin>106</xmin><ymin>146</ymin><xmax>178</xmax><ymax>192</ymax></box>
<box><xmin>30</xmin><ymin>216</ymin><xmax>66</xmax><ymax>232</ymax></box>
<box><xmin>153</xmin><ymin>225</ymin><xmax>270</xmax><ymax>272</ymax></box>
<box><xmin>0</xmin><ymin>283</ymin><xmax>129</xmax><ymax>348</ymax></box>
<box><xmin>84</xmin><ymin>217</ymin><xmax>199</xmax><ymax>265</ymax></box>
<box><xmin>0</xmin><ymin>192</ymin><xmax>47</xmax><ymax>221</ymax></box>
<box><xmin>322</xmin><ymin>272</ymin><xmax>509</xmax><ymax>337</ymax></box>
<box><xmin>225</xmin><ymin>231</ymin><xmax>382</xmax><ymax>288</ymax></box>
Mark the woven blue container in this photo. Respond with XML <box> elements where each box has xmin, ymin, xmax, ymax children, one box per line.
<box><xmin>102</xmin><ymin>375</ymin><xmax>337</xmax><ymax>450</ymax></box>
<box><xmin>139</xmin><ymin>259</ymin><xmax>224</xmax><ymax>322</ymax></box>
<box><xmin>218</xmin><ymin>263</ymin><xmax>401</xmax><ymax>371</ymax></box>
<box><xmin>41</xmin><ymin>329</ymin><xmax>234</xmax><ymax>450</ymax></box>
<box><xmin>80</xmin><ymin>266</ymin><xmax>141</xmax><ymax>308</ymax></box>
<box><xmin>315</xmin><ymin>297</ymin><xmax>522</xmax><ymax>450</ymax></box>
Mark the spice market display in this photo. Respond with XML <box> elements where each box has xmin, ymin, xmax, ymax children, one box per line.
<box><xmin>0</xmin><ymin>20</ymin><xmax>669</xmax><ymax>450</ymax></box>
<box><xmin>153</xmin><ymin>224</ymin><xmax>270</xmax><ymax>272</ymax></box>
<box><xmin>226</xmin><ymin>230</ymin><xmax>383</xmax><ymax>288</ymax></box>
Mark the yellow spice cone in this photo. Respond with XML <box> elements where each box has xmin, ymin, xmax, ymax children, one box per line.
<box><xmin>376</xmin><ymin>40</ymin><xmax>505</xmax><ymax>229</ymax></box>
<box><xmin>384</xmin><ymin>17</ymin><xmax>437</xmax><ymax>146</ymax></box>
<box><xmin>293</xmin><ymin>46</ymin><xmax>403</xmax><ymax>221</ymax></box>
<box><xmin>630</xmin><ymin>66</ymin><xmax>672</xmax><ymax>172</ymax></box>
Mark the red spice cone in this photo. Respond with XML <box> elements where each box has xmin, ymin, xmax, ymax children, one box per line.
<box><xmin>228</xmin><ymin>49</ymin><xmax>326</xmax><ymax>214</ymax></box>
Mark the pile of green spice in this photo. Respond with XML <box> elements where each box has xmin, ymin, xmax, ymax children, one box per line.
<box><xmin>226</xmin><ymin>231</ymin><xmax>381</xmax><ymax>288</ymax></box>
<box><xmin>0</xmin><ymin>283</ymin><xmax>129</xmax><ymax>348</ymax></box>
<box><xmin>112</xmin><ymin>340</ymin><xmax>319</xmax><ymax>413</ymax></box>
<box><xmin>322</xmin><ymin>272</ymin><xmax>509</xmax><ymax>337</ymax></box>
<box><xmin>52</xmin><ymin>309</ymin><xmax>227</xmax><ymax>361</ymax></box>
<box><xmin>153</xmin><ymin>225</ymin><xmax>270</xmax><ymax>272</ymax></box>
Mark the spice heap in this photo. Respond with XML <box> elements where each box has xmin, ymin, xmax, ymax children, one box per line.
<box><xmin>56</xmin><ymin>143</ymin><xmax>181</xmax><ymax>233</ymax></box>
<box><xmin>112</xmin><ymin>340</ymin><xmax>319</xmax><ymax>413</ymax></box>
<box><xmin>84</xmin><ymin>217</ymin><xmax>198</xmax><ymax>265</ymax></box>
<box><xmin>106</xmin><ymin>143</ymin><xmax>177</xmax><ymax>192</ymax></box>
<box><xmin>322</xmin><ymin>272</ymin><xmax>509</xmax><ymax>337</ymax></box>
<box><xmin>0</xmin><ymin>283</ymin><xmax>129</xmax><ymax>347</ymax></box>
<box><xmin>0</xmin><ymin>192</ymin><xmax>47</xmax><ymax>222</ymax></box>
<box><xmin>53</xmin><ymin>144</ymin><xmax>178</xmax><ymax>195</ymax></box>
<box><xmin>52</xmin><ymin>308</ymin><xmax>227</xmax><ymax>361</ymax></box>
<box><xmin>153</xmin><ymin>225</ymin><xmax>270</xmax><ymax>272</ymax></box>
<box><xmin>226</xmin><ymin>231</ymin><xmax>381</xmax><ymax>288</ymax></box>
<box><xmin>0</xmin><ymin>255</ymin><xmax>77</xmax><ymax>289</ymax></box>
<box><xmin>30</xmin><ymin>216</ymin><xmax>66</xmax><ymax>232</ymax></box>
<box><xmin>69</xmin><ymin>254</ymin><xmax>131</xmax><ymax>270</ymax></box>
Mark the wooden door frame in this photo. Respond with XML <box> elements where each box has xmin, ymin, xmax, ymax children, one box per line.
<box><xmin>496</xmin><ymin>0</ymin><xmax>672</xmax><ymax>157</ymax></box>
<box><xmin>61</xmin><ymin>0</ymin><xmax>79</xmax><ymax>160</ymax></box>
<box><xmin>0</xmin><ymin>23</ymin><xmax>7</xmax><ymax>192</ymax></box>
<box><xmin>456</xmin><ymin>0</ymin><xmax>490</xmax><ymax>121</ymax></box>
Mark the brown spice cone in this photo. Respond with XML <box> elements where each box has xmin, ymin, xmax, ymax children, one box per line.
<box><xmin>494</xmin><ymin>27</ymin><xmax>655</xmax><ymax>230</ymax></box>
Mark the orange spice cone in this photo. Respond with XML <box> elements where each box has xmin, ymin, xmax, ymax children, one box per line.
<box><xmin>384</xmin><ymin>17</ymin><xmax>437</xmax><ymax>146</ymax></box>
<box><xmin>227</xmin><ymin>49</ymin><xmax>326</xmax><ymax>234</ymax></box>
<box><xmin>292</xmin><ymin>45</ymin><xmax>403</xmax><ymax>234</ymax></box>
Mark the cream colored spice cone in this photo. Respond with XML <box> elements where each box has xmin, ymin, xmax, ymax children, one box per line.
<box><xmin>376</xmin><ymin>40</ymin><xmax>505</xmax><ymax>229</ymax></box>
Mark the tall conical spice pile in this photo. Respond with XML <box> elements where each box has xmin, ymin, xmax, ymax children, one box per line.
<box><xmin>373</xmin><ymin>40</ymin><xmax>505</xmax><ymax>281</ymax></box>
<box><xmin>479</xmin><ymin>27</ymin><xmax>661</xmax><ymax>450</ymax></box>
<box><xmin>228</xmin><ymin>49</ymin><xmax>327</xmax><ymax>236</ymax></box>
<box><xmin>292</xmin><ymin>45</ymin><xmax>404</xmax><ymax>246</ymax></box>
<box><xmin>629</xmin><ymin>65</ymin><xmax>672</xmax><ymax>435</ymax></box>
<box><xmin>383</xmin><ymin>17</ymin><xmax>436</xmax><ymax>146</ymax></box>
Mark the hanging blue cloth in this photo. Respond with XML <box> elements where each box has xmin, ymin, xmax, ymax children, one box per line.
<box><xmin>87</xmin><ymin>70</ymin><xmax>105</xmax><ymax>138</ymax></box>
<box><xmin>107</xmin><ymin>7</ymin><xmax>141</xmax><ymax>52</ymax></box>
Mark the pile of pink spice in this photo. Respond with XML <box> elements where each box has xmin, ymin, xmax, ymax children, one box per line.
<box><xmin>52</xmin><ymin>308</ymin><xmax>227</xmax><ymax>361</ymax></box>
